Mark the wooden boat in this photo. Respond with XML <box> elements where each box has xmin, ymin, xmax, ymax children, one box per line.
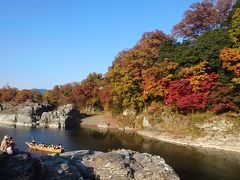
<box><xmin>25</xmin><ymin>142</ymin><xmax>64</xmax><ymax>153</ymax></box>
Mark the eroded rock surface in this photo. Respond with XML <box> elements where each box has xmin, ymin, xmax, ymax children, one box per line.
<box><xmin>39</xmin><ymin>104</ymin><xmax>81</xmax><ymax>129</ymax></box>
<box><xmin>41</xmin><ymin>149</ymin><xmax>179</xmax><ymax>180</ymax></box>
<box><xmin>0</xmin><ymin>149</ymin><xmax>179</xmax><ymax>180</ymax></box>
<box><xmin>0</xmin><ymin>102</ymin><xmax>81</xmax><ymax>129</ymax></box>
<box><xmin>0</xmin><ymin>101</ymin><xmax>52</xmax><ymax>127</ymax></box>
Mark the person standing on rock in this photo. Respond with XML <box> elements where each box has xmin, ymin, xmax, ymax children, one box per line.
<box><xmin>0</xmin><ymin>135</ymin><xmax>10</xmax><ymax>152</ymax></box>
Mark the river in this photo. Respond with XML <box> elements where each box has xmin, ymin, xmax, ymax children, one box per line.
<box><xmin>0</xmin><ymin>125</ymin><xmax>239</xmax><ymax>180</ymax></box>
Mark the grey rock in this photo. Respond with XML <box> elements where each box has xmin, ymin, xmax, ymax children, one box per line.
<box><xmin>0</xmin><ymin>151</ymin><xmax>36</xmax><ymax>180</ymax></box>
<box><xmin>39</xmin><ymin>104</ymin><xmax>81</xmax><ymax>129</ymax></box>
<box><xmin>0</xmin><ymin>114</ymin><xmax>16</xmax><ymax>125</ymax></box>
<box><xmin>0</xmin><ymin>102</ymin><xmax>52</xmax><ymax>127</ymax></box>
<box><xmin>196</xmin><ymin>120</ymin><xmax>234</xmax><ymax>133</ymax></box>
<box><xmin>58</xmin><ymin>149</ymin><xmax>180</xmax><ymax>180</ymax></box>
<box><xmin>39</xmin><ymin>155</ymin><xmax>83</xmax><ymax>180</ymax></box>
<box><xmin>16</xmin><ymin>106</ymin><xmax>34</xmax><ymax>124</ymax></box>
<box><xmin>0</xmin><ymin>102</ymin><xmax>82</xmax><ymax>130</ymax></box>
<box><xmin>0</xmin><ymin>149</ymin><xmax>179</xmax><ymax>180</ymax></box>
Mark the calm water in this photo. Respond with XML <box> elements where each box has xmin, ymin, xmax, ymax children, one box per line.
<box><xmin>0</xmin><ymin>125</ymin><xmax>240</xmax><ymax>180</ymax></box>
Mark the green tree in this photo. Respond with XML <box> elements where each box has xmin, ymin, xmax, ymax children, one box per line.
<box><xmin>160</xmin><ymin>28</ymin><xmax>232</xmax><ymax>71</ymax></box>
<box><xmin>192</xmin><ymin>28</ymin><xmax>233</xmax><ymax>71</ymax></box>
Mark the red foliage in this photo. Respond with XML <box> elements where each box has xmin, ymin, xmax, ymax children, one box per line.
<box><xmin>164</xmin><ymin>73</ymin><xmax>218</xmax><ymax>113</ymax></box>
<box><xmin>164</xmin><ymin>79</ymin><xmax>204</xmax><ymax>113</ymax></box>
<box><xmin>207</xmin><ymin>82</ymin><xmax>236</xmax><ymax>113</ymax></box>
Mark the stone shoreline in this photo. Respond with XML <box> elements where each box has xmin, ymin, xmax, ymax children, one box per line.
<box><xmin>80</xmin><ymin>115</ymin><xmax>240</xmax><ymax>154</ymax></box>
<box><xmin>81</xmin><ymin>124</ymin><xmax>240</xmax><ymax>154</ymax></box>
<box><xmin>137</xmin><ymin>130</ymin><xmax>240</xmax><ymax>153</ymax></box>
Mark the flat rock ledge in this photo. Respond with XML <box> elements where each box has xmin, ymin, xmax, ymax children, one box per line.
<box><xmin>0</xmin><ymin>149</ymin><xmax>179</xmax><ymax>180</ymax></box>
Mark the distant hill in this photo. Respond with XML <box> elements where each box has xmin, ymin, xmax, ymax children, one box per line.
<box><xmin>31</xmin><ymin>89</ymin><xmax>47</xmax><ymax>94</ymax></box>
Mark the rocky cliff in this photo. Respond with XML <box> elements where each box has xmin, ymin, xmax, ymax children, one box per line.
<box><xmin>0</xmin><ymin>102</ymin><xmax>81</xmax><ymax>129</ymax></box>
<box><xmin>0</xmin><ymin>101</ymin><xmax>52</xmax><ymax>127</ymax></box>
<box><xmin>0</xmin><ymin>149</ymin><xmax>179</xmax><ymax>180</ymax></box>
<box><xmin>39</xmin><ymin>104</ymin><xmax>81</xmax><ymax>129</ymax></box>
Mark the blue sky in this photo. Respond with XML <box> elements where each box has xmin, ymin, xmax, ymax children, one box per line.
<box><xmin>0</xmin><ymin>0</ymin><xmax>199</xmax><ymax>89</ymax></box>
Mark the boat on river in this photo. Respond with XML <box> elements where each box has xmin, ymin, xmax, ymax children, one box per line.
<box><xmin>25</xmin><ymin>142</ymin><xmax>64</xmax><ymax>153</ymax></box>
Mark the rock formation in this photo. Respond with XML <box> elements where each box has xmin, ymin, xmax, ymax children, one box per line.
<box><xmin>0</xmin><ymin>149</ymin><xmax>180</xmax><ymax>180</ymax></box>
<box><xmin>0</xmin><ymin>102</ymin><xmax>81</xmax><ymax>129</ymax></box>
<box><xmin>0</xmin><ymin>101</ymin><xmax>52</xmax><ymax>127</ymax></box>
<box><xmin>39</xmin><ymin>104</ymin><xmax>81</xmax><ymax>129</ymax></box>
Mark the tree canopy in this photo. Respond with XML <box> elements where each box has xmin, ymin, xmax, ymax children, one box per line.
<box><xmin>1</xmin><ymin>0</ymin><xmax>239</xmax><ymax>116</ymax></box>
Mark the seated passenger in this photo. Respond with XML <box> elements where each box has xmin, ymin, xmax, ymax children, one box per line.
<box><xmin>6</xmin><ymin>137</ymin><xmax>15</xmax><ymax>155</ymax></box>
<box><xmin>0</xmin><ymin>135</ymin><xmax>10</xmax><ymax>152</ymax></box>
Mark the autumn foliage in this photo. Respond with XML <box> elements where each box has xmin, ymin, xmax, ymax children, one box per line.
<box><xmin>0</xmin><ymin>86</ymin><xmax>42</xmax><ymax>104</ymax></box>
<box><xmin>172</xmin><ymin>0</ymin><xmax>234</xmax><ymax>40</ymax></box>
<box><xmin>0</xmin><ymin>0</ymin><xmax>239</xmax><ymax>116</ymax></box>
<box><xmin>220</xmin><ymin>47</ymin><xmax>240</xmax><ymax>75</ymax></box>
<box><xmin>163</xmin><ymin>73</ymin><xmax>218</xmax><ymax>113</ymax></box>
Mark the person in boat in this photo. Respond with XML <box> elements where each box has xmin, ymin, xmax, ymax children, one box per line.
<box><xmin>6</xmin><ymin>136</ymin><xmax>15</xmax><ymax>155</ymax></box>
<box><xmin>0</xmin><ymin>135</ymin><xmax>10</xmax><ymax>152</ymax></box>
<box><xmin>31</xmin><ymin>138</ymin><xmax>36</xmax><ymax>145</ymax></box>
<box><xmin>58</xmin><ymin>143</ymin><xmax>62</xmax><ymax>149</ymax></box>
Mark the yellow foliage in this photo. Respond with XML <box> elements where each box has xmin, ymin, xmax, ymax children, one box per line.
<box><xmin>232</xmin><ymin>77</ymin><xmax>240</xmax><ymax>84</ymax></box>
<box><xmin>179</xmin><ymin>61</ymin><xmax>208</xmax><ymax>78</ymax></box>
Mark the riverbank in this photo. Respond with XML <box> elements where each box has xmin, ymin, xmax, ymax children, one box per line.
<box><xmin>80</xmin><ymin>114</ymin><xmax>240</xmax><ymax>153</ymax></box>
<box><xmin>137</xmin><ymin>130</ymin><xmax>240</xmax><ymax>153</ymax></box>
<box><xmin>1</xmin><ymin>100</ymin><xmax>240</xmax><ymax>154</ymax></box>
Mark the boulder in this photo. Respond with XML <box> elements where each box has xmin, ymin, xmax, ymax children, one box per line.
<box><xmin>39</xmin><ymin>149</ymin><xmax>179</xmax><ymax>180</ymax></box>
<box><xmin>39</xmin><ymin>104</ymin><xmax>81</xmax><ymax>129</ymax></box>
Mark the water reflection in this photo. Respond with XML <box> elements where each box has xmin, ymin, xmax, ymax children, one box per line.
<box><xmin>0</xmin><ymin>126</ymin><xmax>239</xmax><ymax>180</ymax></box>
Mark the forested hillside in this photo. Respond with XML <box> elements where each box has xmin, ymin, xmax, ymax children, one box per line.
<box><xmin>1</xmin><ymin>0</ymin><xmax>239</xmax><ymax>116</ymax></box>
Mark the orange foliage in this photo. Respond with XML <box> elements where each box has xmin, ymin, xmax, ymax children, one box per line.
<box><xmin>142</xmin><ymin>61</ymin><xmax>178</xmax><ymax>100</ymax></box>
<box><xmin>220</xmin><ymin>47</ymin><xmax>240</xmax><ymax>75</ymax></box>
<box><xmin>0</xmin><ymin>86</ymin><xmax>17</xmax><ymax>102</ymax></box>
<box><xmin>15</xmin><ymin>90</ymin><xmax>34</xmax><ymax>103</ymax></box>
